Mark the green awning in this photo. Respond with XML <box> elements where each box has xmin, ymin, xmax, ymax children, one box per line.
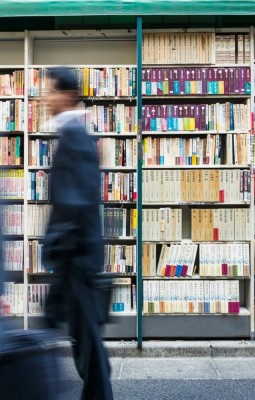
<box><xmin>0</xmin><ymin>0</ymin><xmax>255</xmax><ymax>17</ymax></box>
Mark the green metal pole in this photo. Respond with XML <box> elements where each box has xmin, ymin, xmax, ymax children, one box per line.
<box><xmin>136</xmin><ymin>16</ymin><xmax>143</xmax><ymax>350</ymax></box>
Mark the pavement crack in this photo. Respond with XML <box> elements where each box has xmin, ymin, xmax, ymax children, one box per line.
<box><xmin>211</xmin><ymin>357</ymin><xmax>222</xmax><ymax>379</ymax></box>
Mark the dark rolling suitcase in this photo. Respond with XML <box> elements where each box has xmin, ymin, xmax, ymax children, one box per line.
<box><xmin>0</xmin><ymin>329</ymin><xmax>63</xmax><ymax>400</ymax></box>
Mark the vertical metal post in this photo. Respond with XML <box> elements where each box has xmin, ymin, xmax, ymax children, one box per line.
<box><xmin>136</xmin><ymin>16</ymin><xmax>143</xmax><ymax>350</ymax></box>
<box><xmin>249</xmin><ymin>25</ymin><xmax>254</xmax><ymax>341</ymax></box>
<box><xmin>23</xmin><ymin>30</ymin><xmax>29</xmax><ymax>330</ymax></box>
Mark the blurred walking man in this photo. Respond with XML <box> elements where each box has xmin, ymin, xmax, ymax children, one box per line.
<box><xmin>43</xmin><ymin>68</ymin><xmax>113</xmax><ymax>400</ymax></box>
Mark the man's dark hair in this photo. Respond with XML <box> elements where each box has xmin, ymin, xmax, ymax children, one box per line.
<box><xmin>48</xmin><ymin>67</ymin><xmax>79</xmax><ymax>92</ymax></box>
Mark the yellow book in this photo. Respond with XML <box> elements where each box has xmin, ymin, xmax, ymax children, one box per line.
<box><xmin>83</xmin><ymin>68</ymin><xmax>89</xmax><ymax>96</ymax></box>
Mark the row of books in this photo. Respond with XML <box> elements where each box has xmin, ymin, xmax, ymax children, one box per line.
<box><xmin>0</xmin><ymin>169</ymin><xmax>24</xmax><ymax>199</ymax></box>
<box><xmin>28</xmin><ymin>67</ymin><xmax>137</xmax><ymax>98</ymax></box>
<box><xmin>0</xmin><ymin>205</ymin><xmax>23</xmax><ymax>235</ymax></box>
<box><xmin>28</xmin><ymin>139</ymin><xmax>58</xmax><ymax>167</ymax></box>
<box><xmin>143</xmin><ymin>243</ymin><xmax>250</xmax><ymax>278</ymax></box>
<box><xmin>142</xmin><ymin>103</ymin><xmax>250</xmax><ymax>132</ymax></box>
<box><xmin>215</xmin><ymin>34</ymin><xmax>250</xmax><ymax>64</ymax></box>
<box><xmin>191</xmin><ymin>208</ymin><xmax>250</xmax><ymax>241</ymax></box>
<box><xmin>28</xmin><ymin>240</ymin><xmax>53</xmax><ymax>274</ymax></box>
<box><xmin>3</xmin><ymin>281</ymin><xmax>136</xmax><ymax>315</ymax></box>
<box><xmin>96</xmin><ymin>138</ymin><xmax>137</xmax><ymax>168</ymax></box>
<box><xmin>0</xmin><ymin>100</ymin><xmax>24</xmax><ymax>131</ymax></box>
<box><xmin>28</xmin><ymin>171</ymin><xmax>51</xmax><ymax>201</ymax></box>
<box><xmin>28</xmin><ymin>101</ymin><xmax>249</xmax><ymax>134</ymax></box>
<box><xmin>143</xmin><ymin>243</ymin><xmax>197</xmax><ymax>277</ymax></box>
<box><xmin>142</xmin><ymin>208</ymin><xmax>182</xmax><ymax>242</ymax></box>
<box><xmin>101</xmin><ymin>172</ymin><xmax>137</xmax><ymax>202</ymax></box>
<box><xmin>142</xmin><ymin>33</ymin><xmax>216</xmax><ymax>65</ymax></box>
<box><xmin>0</xmin><ymin>136</ymin><xmax>23</xmax><ymax>166</ymax></box>
<box><xmin>28</xmin><ymin>205</ymin><xmax>52</xmax><ymax>237</ymax></box>
<box><xmin>3</xmin><ymin>282</ymin><xmax>24</xmax><ymax>315</ymax></box>
<box><xmin>3</xmin><ymin>241</ymin><xmax>23</xmax><ymax>271</ymax></box>
<box><xmin>142</xmin><ymin>67</ymin><xmax>251</xmax><ymax>96</ymax></box>
<box><xmin>199</xmin><ymin>243</ymin><xmax>250</xmax><ymax>277</ymax></box>
<box><xmin>142</xmin><ymin>169</ymin><xmax>250</xmax><ymax>203</ymax></box>
<box><xmin>84</xmin><ymin>104</ymin><xmax>137</xmax><ymax>134</ymax></box>
<box><xmin>0</xmin><ymin>71</ymin><xmax>24</xmax><ymax>96</ymax></box>
<box><xmin>103</xmin><ymin>244</ymin><xmax>136</xmax><ymax>274</ymax></box>
<box><xmin>143</xmin><ymin>280</ymin><xmax>240</xmax><ymax>314</ymax></box>
<box><xmin>143</xmin><ymin>134</ymin><xmax>249</xmax><ymax>167</ymax></box>
<box><xmin>28</xmin><ymin>283</ymin><xmax>49</xmax><ymax>315</ymax></box>
<box><xmin>111</xmin><ymin>278</ymin><xmax>136</xmax><ymax>312</ymax></box>
<box><xmin>143</xmin><ymin>33</ymin><xmax>250</xmax><ymax>65</ymax></box>
<box><xmin>99</xmin><ymin>206</ymin><xmax>137</xmax><ymax>238</ymax></box>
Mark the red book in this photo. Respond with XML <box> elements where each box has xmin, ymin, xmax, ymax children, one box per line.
<box><xmin>169</xmin><ymin>265</ymin><xmax>176</xmax><ymax>277</ymax></box>
<box><xmin>213</xmin><ymin>228</ymin><xmax>219</xmax><ymax>241</ymax></box>
<box><xmin>219</xmin><ymin>190</ymin><xmax>224</xmax><ymax>202</ymax></box>
<box><xmin>165</xmin><ymin>265</ymin><xmax>171</xmax><ymax>277</ymax></box>
<box><xmin>104</xmin><ymin>172</ymin><xmax>109</xmax><ymax>201</ymax></box>
<box><xmin>221</xmin><ymin>263</ymin><xmax>228</xmax><ymax>276</ymax></box>
<box><xmin>181</xmin><ymin>265</ymin><xmax>188</xmax><ymax>277</ymax></box>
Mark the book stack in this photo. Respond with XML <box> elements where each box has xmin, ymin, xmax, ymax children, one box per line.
<box><xmin>0</xmin><ymin>205</ymin><xmax>23</xmax><ymax>235</ymax></box>
<box><xmin>111</xmin><ymin>278</ymin><xmax>135</xmax><ymax>312</ymax></box>
<box><xmin>28</xmin><ymin>171</ymin><xmax>50</xmax><ymax>201</ymax></box>
<box><xmin>28</xmin><ymin>139</ymin><xmax>59</xmax><ymax>167</ymax></box>
<box><xmin>199</xmin><ymin>243</ymin><xmax>250</xmax><ymax>277</ymax></box>
<box><xmin>3</xmin><ymin>241</ymin><xmax>23</xmax><ymax>271</ymax></box>
<box><xmin>0</xmin><ymin>71</ymin><xmax>24</xmax><ymax>95</ymax></box>
<box><xmin>215</xmin><ymin>34</ymin><xmax>250</xmax><ymax>64</ymax></box>
<box><xmin>28</xmin><ymin>284</ymin><xmax>50</xmax><ymax>315</ymax></box>
<box><xmin>96</xmin><ymin>138</ymin><xmax>137</xmax><ymax>167</ymax></box>
<box><xmin>101</xmin><ymin>172</ymin><xmax>137</xmax><ymax>202</ymax></box>
<box><xmin>28</xmin><ymin>204</ymin><xmax>52</xmax><ymax>237</ymax></box>
<box><xmin>143</xmin><ymin>280</ymin><xmax>240</xmax><ymax>314</ymax></box>
<box><xmin>100</xmin><ymin>206</ymin><xmax>137</xmax><ymax>238</ymax></box>
<box><xmin>143</xmin><ymin>170</ymin><xmax>250</xmax><ymax>203</ymax></box>
<box><xmin>142</xmin><ymin>103</ymin><xmax>249</xmax><ymax>131</ymax></box>
<box><xmin>28</xmin><ymin>241</ymin><xmax>52</xmax><ymax>274</ymax></box>
<box><xmin>0</xmin><ymin>136</ymin><xmax>23</xmax><ymax>165</ymax></box>
<box><xmin>104</xmin><ymin>244</ymin><xmax>136</xmax><ymax>274</ymax></box>
<box><xmin>0</xmin><ymin>100</ymin><xmax>24</xmax><ymax>131</ymax></box>
<box><xmin>156</xmin><ymin>243</ymin><xmax>198</xmax><ymax>277</ymax></box>
<box><xmin>0</xmin><ymin>169</ymin><xmax>24</xmax><ymax>199</ymax></box>
<box><xmin>191</xmin><ymin>208</ymin><xmax>250</xmax><ymax>241</ymax></box>
<box><xmin>3</xmin><ymin>282</ymin><xmax>24</xmax><ymax>314</ymax></box>
<box><xmin>142</xmin><ymin>208</ymin><xmax>182</xmax><ymax>241</ymax></box>
<box><xmin>28</xmin><ymin>67</ymin><xmax>137</xmax><ymax>97</ymax></box>
<box><xmin>142</xmin><ymin>67</ymin><xmax>251</xmax><ymax>95</ymax></box>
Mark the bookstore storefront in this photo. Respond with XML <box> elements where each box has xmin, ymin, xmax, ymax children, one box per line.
<box><xmin>1</xmin><ymin>0</ymin><xmax>255</xmax><ymax>348</ymax></box>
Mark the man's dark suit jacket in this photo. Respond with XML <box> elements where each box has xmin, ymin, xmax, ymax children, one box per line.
<box><xmin>43</xmin><ymin>117</ymin><xmax>113</xmax><ymax>400</ymax></box>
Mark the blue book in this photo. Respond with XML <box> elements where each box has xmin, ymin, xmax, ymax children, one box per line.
<box><xmin>175</xmin><ymin>265</ymin><xmax>183</xmax><ymax>277</ymax></box>
<box><xmin>173</xmin><ymin>81</ymin><xmax>180</xmax><ymax>95</ymax></box>
<box><xmin>230</xmin><ymin>103</ymin><xmax>234</xmax><ymax>131</ymax></box>
<box><xmin>184</xmin><ymin>81</ymin><xmax>190</xmax><ymax>95</ymax></box>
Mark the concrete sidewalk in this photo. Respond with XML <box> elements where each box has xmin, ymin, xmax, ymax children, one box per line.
<box><xmin>57</xmin><ymin>339</ymin><xmax>255</xmax><ymax>358</ymax></box>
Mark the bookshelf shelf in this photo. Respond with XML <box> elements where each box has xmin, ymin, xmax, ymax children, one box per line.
<box><xmin>142</xmin><ymin>64</ymin><xmax>251</xmax><ymax>68</ymax></box>
<box><xmin>28</xmin><ymin>133</ymin><xmax>59</xmax><ymax>137</ymax></box>
<box><xmin>101</xmin><ymin>201</ymin><xmax>136</xmax><ymax>205</ymax></box>
<box><xmin>142</xmin><ymin>202</ymin><xmax>251</xmax><ymax>206</ymax></box>
<box><xmin>1</xmin><ymin>165</ymin><xmax>24</xmax><ymax>169</ymax></box>
<box><xmin>100</xmin><ymin>166</ymin><xmax>136</xmax><ymax>171</ymax></box>
<box><xmin>28</xmin><ymin>166</ymin><xmax>51</xmax><ymax>170</ymax></box>
<box><xmin>104</xmin><ymin>236</ymin><xmax>136</xmax><ymax>241</ymax></box>
<box><xmin>28</xmin><ymin>200</ymin><xmax>51</xmax><ymax>204</ymax></box>
<box><xmin>142</xmin><ymin>131</ymin><xmax>249</xmax><ymax>136</ymax></box>
<box><xmin>143</xmin><ymin>95</ymin><xmax>250</xmax><ymax>99</ymax></box>
<box><xmin>0</xmin><ymin>95</ymin><xmax>24</xmax><ymax>99</ymax></box>
<box><xmin>143</xmin><ymin>307</ymin><xmax>250</xmax><ymax>317</ymax></box>
<box><xmin>143</xmin><ymin>275</ymin><xmax>250</xmax><ymax>280</ymax></box>
<box><xmin>142</xmin><ymin>165</ymin><xmax>250</xmax><ymax>169</ymax></box>
<box><xmin>0</xmin><ymin>131</ymin><xmax>24</xmax><ymax>135</ymax></box>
